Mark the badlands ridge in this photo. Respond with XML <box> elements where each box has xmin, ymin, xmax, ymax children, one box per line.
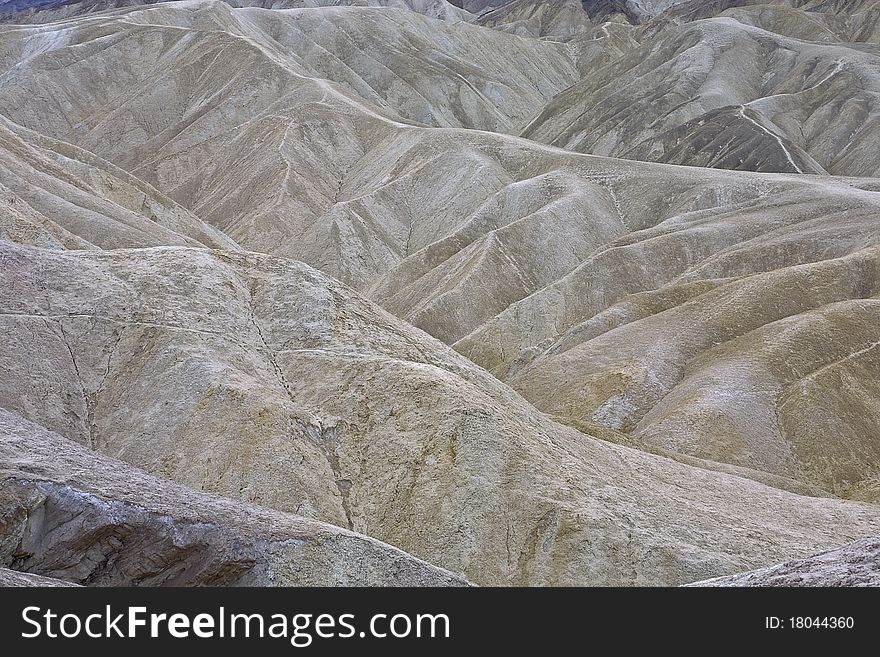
<box><xmin>1</xmin><ymin>0</ymin><xmax>880</xmax><ymax>586</ymax></box>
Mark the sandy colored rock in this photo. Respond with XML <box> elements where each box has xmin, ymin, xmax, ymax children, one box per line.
<box><xmin>3</xmin><ymin>241</ymin><xmax>880</xmax><ymax>586</ymax></box>
<box><xmin>0</xmin><ymin>0</ymin><xmax>878</xmax><ymax>589</ymax></box>
<box><xmin>0</xmin><ymin>410</ymin><xmax>469</xmax><ymax>586</ymax></box>
<box><xmin>0</xmin><ymin>115</ymin><xmax>238</xmax><ymax>250</ymax></box>
<box><xmin>522</xmin><ymin>15</ymin><xmax>880</xmax><ymax>176</ymax></box>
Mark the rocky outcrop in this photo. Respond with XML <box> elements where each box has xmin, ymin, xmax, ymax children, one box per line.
<box><xmin>0</xmin><ymin>410</ymin><xmax>469</xmax><ymax>586</ymax></box>
<box><xmin>689</xmin><ymin>535</ymin><xmax>880</xmax><ymax>586</ymax></box>
<box><xmin>0</xmin><ymin>567</ymin><xmax>80</xmax><ymax>586</ymax></box>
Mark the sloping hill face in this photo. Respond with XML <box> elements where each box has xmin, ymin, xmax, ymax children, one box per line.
<box><xmin>351</xmin><ymin>132</ymin><xmax>880</xmax><ymax>501</ymax></box>
<box><xmin>466</xmin><ymin>0</ymin><xmax>880</xmax><ymax>28</ymax></box>
<box><xmin>449</xmin><ymin>0</ymin><xmax>507</xmax><ymax>14</ymax></box>
<box><xmin>0</xmin><ymin>2</ymin><xmax>577</xmax><ymax>136</ymax></box>
<box><xmin>720</xmin><ymin>4</ymin><xmax>880</xmax><ymax>43</ymax></box>
<box><xmin>0</xmin><ymin>0</ymin><xmax>879</xmax><ymax>588</ymax></box>
<box><xmin>496</xmin><ymin>245</ymin><xmax>880</xmax><ymax>502</ymax></box>
<box><xmin>521</xmin><ymin>14</ymin><xmax>880</xmax><ymax>176</ymax></box>
<box><xmin>0</xmin><ymin>115</ymin><xmax>238</xmax><ymax>250</ymax></box>
<box><xmin>4</xmin><ymin>241</ymin><xmax>880</xmax><ymax>586</ymax></box>
<box><xmin>6</xmin><ymin>11</ymin><xmax>879</xmax><ymax>502</ymax></box>
<box><xmin>0</xmin><ymin>0</ymin><xmax>474</xmax><ymax>23</ymax></box>
<box><xmin>0</xmin><ymin>2</ymin><xmax>582</xmax><ymax>286</ymax></box>
<box><xmin>689</xmin><ymin>534</ymin><xmax>880</xmax><ymax>586</ymax></box>
<box><xmin>3</xmin><ymin>0</ymin><xmax>877</xmax><ymax>196</ymax></box>
<box><xmin>0</xmin><ymin>568</ymin><xmax>81</xmax><ymax>587</ymax></box>
<box><xmin>0</xmin><ymin>411</ymin><xmax>470</xmax><ymax>586</ymax></box>
<box><xmin>661</xmin><ymin>1</ymin><xmax>880</xmax><ymax>29</ymax></box>
<box><xmin>237</xmin><ymin>4</ymin><xmax>578</xmax><ymax>131</ymax></box>
<box><xmin>477</xmin><ymin>0</ymin><xmax>593</xmax><ymax>38</ymax></box>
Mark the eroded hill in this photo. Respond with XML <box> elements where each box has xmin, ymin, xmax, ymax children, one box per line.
<box><xmin>0</xmin><ymin>0</ymin><xmax>879</xmax><ymax>587</ymax></box>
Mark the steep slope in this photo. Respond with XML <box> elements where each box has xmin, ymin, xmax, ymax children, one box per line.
<box><xmin>0</xmin><ymin>0</ymin><xmax>474</xmax><ymax>23</ymax></box>
<box><xmin>450</xmin><ymin>0</ymin><xmax>507</xmax><ymax>14</ymax></box>
<box><xmin>499</xmin><ymin>245</ymin><xmax>880</xmax><ymax>502</ymax></box>
<box><xmin>0</xmin><ymin>1</ymin><xmax>574</xmax><ymax>284</ymax></box>
<box><xmin>0</xmin><ymin>2</ymin><xmax>577</xmax><ymax>135</ymax></box>
<box><xmin>1</xmin><ymin>0</ymin><xmax>879</xmax><ymax>590</ymax></box>
<box><xmin>239</xmin><ymin>4</ymin><xmax>578</xmax><ymax>131</ymax></box>
<box><xmin>716</xmin><ymin>3</ymin><xmax>880</xmax><ymax>43</ymax></box>
<box><xmin>0</xmin><ymin>568</ymin><xmax>81</xmax><ymax>586</ymax></box>
<box><xmin>521</xmin><ymin>16</ymin><xmax>880</xmax><ymax>176</ymax></box>
<box><xmin>477</xmin><ymin>0</ymin><xmax>593</xmax><ymax>38</ymax></box>
<box><xmin>342</xmin><ymin>136</ymin><xmax>880</xmax><ymax>501</ymax></box>
<box><xmin>362</xmin><ymin>135</ymin><xmax>880</xmax><ymax>346</ymax></box>
<box><xmin>3</xmin><ymin>241</ymin><xmax>880</xmax><ymax>586</ymax></box>
<box><xmin>580</xmin><ymin>1</ymin><xmax>880</xmax><ymax>27</ymax></box>
<box><xmin>0</xmin><ymin>3</ymin><xmax>867</xmax><ymax>290</ymax></box>
<box><xmin>660</xmin><ymin>1</ymin><xmax>880</xmax><ymax>29</ymax></box>
<box><xmin>579</xmin><ymin>0</ymin><xmax>644</xmax><ymax>23</ymax></box>
<box><xmin>690</xmin><ymin>534</ymin><xmax>880</xmax><ymax>586</ymax></box>
<box><xmin>7</xmin><ymin>1</ymin><xmax>876</xmax><ymax>177</ymax></box>
<box><xmin>0</xmin><ymin>410</ymin><xmax>469</xmax><ymax>586</ymax></box>
<box><xmin>0</xmin><ymin>116</ymin><xmax>238</xmax><ymax>250</ymax></box>
<box><xmin>2</xmin><ymin>2</ymin><xmax>878</xmax><ymax>505</ymax></box>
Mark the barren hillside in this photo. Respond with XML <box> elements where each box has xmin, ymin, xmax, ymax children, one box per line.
<box><xmin>1</xmin><ymin>0</ymin><xmax>879</xmax><ymax>587</ymax></box>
